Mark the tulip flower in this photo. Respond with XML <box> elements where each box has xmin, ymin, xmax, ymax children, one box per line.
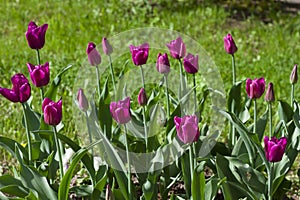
<box><xmin>183</xmin><ymin>53</ymin><xmax>199</xmax><ymax>74</ymax></box>
<box><xmin>102</xmin><ymin>37</ymin><xmax>113</xmax><ymax>55</ymax></box>
<box><xmin>42</xmin><ymin>98</ymin><xmax>62</xmax><ymax>126</ymax></box>
<box><xmin>129</xmin><ymin>43</ymin><xmax>149</xmax><ymax>66</ymax></box>
<box><xmin>110</xmin><ymin>97</ymin><xmax>131</xmax><ymax>124</ymax></box>
<box><xmin>174</xmin><ymin>115</ymin><xmax>199</xmax><ymax>144</ymax></box>
<box><xmin>0</xmin><ymin>73</ymin><xmax>31</xmax><ymax>103</ymax></box>
<box><xmin>265</xmin><ymin>82</ymin><xmax>275</xmax><ymax>102</ymax></box>
<box><xmin>77</xmin><ymin>88</ymin><xmax>89</xmax><ymax>111</ymax></box>
<box><xmin>138</xmin><ymin>88</ymin><xmax>147</xmax><ymax>106</ymax></box>
<box><xmin>290</xmin><ymin>64</ymin><xmax>298</xmax><ymax>84</ymax></box>
<box><xmin>166</xmin><ymin>37</ymin><xmax>186</xmax><ymax>59</ymax></box>
<box><xmin>25</xmin><ymin>21</ymin><xmax>48</xmax><ymax>50</ymax></box>
<box><xmin>86</xmin><ymin>42</ymin><xmax>101</xmax><ymax>66</ymax></box>
<box><xmin>156</xmin><ymin>53</ymin><xmax>170</xmax><ymax>74</ymax></box>
<box><xmin>246</xmin><ymin>77</ymin><xmax>266</xmax><ymax>99</ymax></box>
<box><xmin>27</xmin><ymin>62</ymin><xmax>50</xmax><ymax>87</ymax></box>
<box><xmin>224</xmin><ymin>33</ymin><xmax>237</xmax><ymax>55</ymax></box>
<box><xmin>264</xmin><ymin>136</ymin><xmax>287</xmax><ymax>162</ymax></box>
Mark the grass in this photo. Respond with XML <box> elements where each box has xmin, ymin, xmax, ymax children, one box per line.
<box><xmin>0</xmin><ymin>0</ymin><xmax>299</xmax><ymax>195</ymax></box>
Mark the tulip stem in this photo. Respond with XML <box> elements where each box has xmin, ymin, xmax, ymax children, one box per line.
<box><xmin>268</xmin><ymin>103</ymin><xmax>272</xmax><ymax>138</ymax></box>
<box><xmin>140</xmin><ymin>65</ymin><xmax>145</xmax><ymax>90</ymax></box>
<box><xmin>253</xmin><ymin>99</ymin><xmax>257</xmax><ymax>134</ymax></box>
<box><xmin>142</xmin><ymin>106</ymin><xmax>148</xmax><ymax>152</ymax></box>
<box><xmin>189</xmin><ymin>145</ymin><xmax>194</xmax><ymax>184</ymax></box>
<box><xmin>40</xmin><ymin>87</ymin><xmax>44</xmax><ymax>101</ymax></box>
<box><xmin>108</xmin><ymin>55</ymin><xmax>117</xmax><ymax>97</ymax></box>
<box><xmin>95</xmin><ymin>65</ymin><xmax>101</xmax><ymax>98</ymax></box>
<box><xmin>36</xmin><ymin>49</ymin><xmax>41</xmax><ymax>65</ymax></box>
<box><xmin>178</xmin><ymin>59</ymin><xmax>184</xmax><ymax>100</ymax></box>
<box><xmin>124</xmin><ymin>125</ymin><xmax>132</xmax><ymax>199</ymax></box>
<box><xmin>291</xmin><ymin>84</ymin><xmax>295</xmax><ymax>107</ymax></box>
<box><xmin>193</xmin><ymin>74</ymin><xmax>197</xmax><ymax>114</ymax></box>
<box><xmin>164</xmin><ymin>74</ymin><xmax>170</xmax><ymax>118</ymax></box>
<box><xmin>231</xmin><ymin>54</ymin><xmax>236</xmax><ymax>85</ymax></box>
<box><xmin>22</xmin><ymin>103</ymin><xmax>32</xmax><ymax>164</ymax></box>
<box><xmin>85</xmin><ymin>111</ymin><xmax>94</xmax><ymax>156</ymax></box>
<box><xmin>267</xmin><ymin>162</ymin><xmax>273</xmax><ymax>200</ymax></box>
<box><xmin>53</xmin><ymin>126</ymin><xmax>64</xmax><ymax>180</ymax></box>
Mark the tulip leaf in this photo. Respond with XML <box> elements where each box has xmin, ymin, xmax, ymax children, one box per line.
<box><xmin>205</xmin><ymin>176</ymin><xmax>224</xmax><ymax>200</ymax></box>
<box><xmin>91</xmin><ymin>172</ymin><xmax>107</xmax><ymax>200</ymax></box>
<box><xmin>0</xmin><ymin>136</ymin><xmax>28</xmax><ymax>162</ymax></box>
<box><xmin>181</xmin><ymin>152</ymin><xmax>191</xmax><ymax>198</ymax></box>
<box><xmin>278</xmin><ymin>100</ymin><xmax>293</xmax><ymax>123</ymax></box>
<box><xmin>272</xmin><ymin>155</ymin><xmax>290</xmax><ymax>196</ymax></box>
<box><xmin>21</xmin><ymin>102</ymin><xmax>40</xmax><ymax>132</ymax></box>
<box><xmin>191</xmin><ymin>163</ymin><xmax>205</xmax><ymax>200</ymax></box>
<box><xmin>0</xmin><ymin>175</ymin><xmax>29</xmax><ymax>198</ymax></box>
<box><xmin>227</xmin><ymin>81</ymin><xmax>243</xmax><ymax>115</ymax></box>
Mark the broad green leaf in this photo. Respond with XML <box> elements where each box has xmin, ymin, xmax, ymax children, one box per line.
<box><xmin>0</xmin><ymin>136</ymin><xmax>28</xmax><ymax>162</ymax></box>
<box><xmin>278</xmin><ymin>101</ymin><xmax>293</xmax><ymax>123</ymax></box>
<box><xmin>21</xmin><ymin>102</ymin><xmax>40</xmax><ymax>132</ymax></box>
<box><xmin>191</xmin><ymin>163</ymin><xmax>205</xmax><ymax>200</ymax></box>
<box><xmin>227</xmin><ymin>81</ymin><xmax>242</xmax><ymax>114</ymax></box>
<box><xmin>0</xmin><ymin>175</ymin><xmax>29</xmax><ymax>198</ymax></box>
<box><xmin>205</xmin><ymin>176</ymin><xmax>223</xmax><ymax>200</ymax></box>
<box><xmin>272</xmin><ymin>155</ymin><xmax>290</xmax><ymax>196</ymax></box>
<box><xmin>69</xmin><ymin>185</ymin><xmax>93</xmax><ymax>198</ymax></box>
<box><xmin>256</xmin><ymin>108</ymin><xmax>268</xmax><ymax>141</ymax></box>
<box><xmin>181</xmin><ymin>152</ymin><xmax>191</xmax><ymax>198</ymax></box>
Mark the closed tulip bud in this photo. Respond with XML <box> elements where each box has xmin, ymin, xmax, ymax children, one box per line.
<box><xmin>42</xmin><ymin>98</ymin><xmax>62</xmax><ymax>125</ymax></box>
<box><xmin>102</xmin><ymin>37</ymin><xmax>113</xmax><ymax>55</ymax></box>
<box><xmin>77</xmin><ymin>88</ymin><xmax>89</xmax><ymax>111</ymax></box>
<box><xmin>129</xmin><ymin>43</ymin><xmax>149</xmax><ymax>66</ymax></box>
<box><xmin>265</xmin><ymin>82</ymin><xmax>275</xmax><ymax>102</ymax></box>
<box><xmin>25</xmin><ymin>21</ymin><xmax>48</xmax><ymax>50</ymax></box>
<box><xmin>290</xmin><ymin>64</ymin><xmax>298</xmax><ymax>84</ymax></box>
<box><xmin>156</xmin><ymin>53</ymin><xmax>170</xmax><ymax>74</ymax></box>
<box><xmin>183</xmin><ymin>53</ymin><xmax>199</xmax><ymax>74</ymax></box>
<box><xmin>0</xmin><ymin>73</ymin><xmax>31</xmax><ymax>103</ymax></box>
<box><xmin>166</xmin><ymin>37</ymin><xmax>186</xmax><ymax>59</ymax></box>
<box><xmin>110</xmin><ymin>97</ymin><xmax>131</xmax><ymax>124</ymax></box>
<box><xmin>246</xmin><ymin>77</ymin><xmax>265</xmax><ymax>99</ymax></box>
<box><xmin>138</xmin><ymin>88</ymin><xmax>147</xmax><ymax>106</ymax></box>
<box><xmin>27</xmin><ymin>62</ymin><xmax>50</xmax><ymax>87</ymax></box>
<box><xmin>264</xmin><ymin>136</ymin><xmax>287</xmax><ymax>162</ymax></box>
<box><xmin>105</xmin><ymin>184</ymin><xmax>114</xmax><ymax>200</ymax></box>
<box><xmin>224</xmin><ymin>33</ymin><xmax>237</xmax><ymax>55</ymax></box>
<box><xmin>174</xmin><ymin>115</ymin><xmax>199</xmax><ymax>144</ymax></box>
<box><xmin>86</xmin><ymin>42</ymin><xmax>101</xmax><ymax>66</ymax></box>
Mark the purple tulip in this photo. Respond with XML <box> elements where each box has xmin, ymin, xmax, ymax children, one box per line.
<box><xmin>102</xmin><ymin>37</ymin><xmax>113</xmax><ymax>55</ymax></box>
<box><xmin>166</xmin><ymin>37</ymin><xmax>186</xmax><ymax>59</ymax></box>
<box><xmin>25</xmin><ymin>21</ymin><xmax>48</xmax><ymax>50</ymax></box>
<box><xmin>77</xmin><ymin>88</ymin><xmax>89</xmax><ymax>111</ymax></box>
<box><xmin>27</xmin><ymin>62</ymin><xmax>50</xmax><ymax>87</ymax></box>
<box><xmin>264</xmin><ymin>136</ymin><xmax>287</xmax><ymax>162</ymax></box>
<box><xmin>138</xmin><ymin>88</ymin><xmax>147</xmax><ymax>106</ymax></box>
<box><xmin>42</xmin><ymin>98</ymin><xmax>62</xmax><ymax>126</ymax></box>
<box><xmin>224</xmin><ymin>33</ymin><xmax>237</xmax><ymax>55</ymax></box>
<box><xmin>86</xmin><ymin>42</ymin><xmax>101</xmax><ymax>66</ymax></box>
<box><xmin>129</xmin><ymin>43</ymin><xmax>149</xmax><ymax>66</ymax></box>
<box><xmin>174</xmin><ymin>115</ymin><xmax>199</xmax><ymax>144</ymax></box>
<box><xmin>246</xmin><ymin>77</ymin><xmax>265</xmax><ymax>99</ymax></box>
<box><xmin>265</xmin><ymin>82</ymin><xmax>275</xmax><ymax>102</ymax></box>
<box><xmin>183</xmin><ymin>53</ymin><xmax>199</xmax><ymax>74</ymax></box>
<box><xmin>0</xmin><ymin>73</ymin><xmax>31</xmax><ymax>103</ymax></box>
<box><xmin>110</xmin><ymin>97</ymin><xmax>131</xmax><ymax>124</ymax></box>
<box><xmin>156</xmin><ymin>53</ymin><xmax>170</xmax><ymax>74</ymax></box>
<box><xmin>290</xmin><ymin>64</ymin><xmax>298</xmax><ymax>84</ymax></box>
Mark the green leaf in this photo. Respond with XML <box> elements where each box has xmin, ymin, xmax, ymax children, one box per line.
<box><xmin>0</xmin><ymin>136</ymin><xmax>28</xmax><ymax>162</ymax></box>
<box><xmin>227</xmin><ymin>81</ymin><xmax>242</xmax><ymax>114</ymax></box>
<box><xmin>256</xmin><ymin>108</ymin><xmax>268</xmax><ymax>141</ymax></box>
<box><xmin>272</xmin><ymin>155</ymin><xmax>290</xmax><ymax>196</ymax></box>
<box><xmin>92</xmin><ymin>171</ymin><xmax>107</xmax><ymax>199</ymax></box>
<box><xmin>278</xmin><ymin>101</ymin><xmax>293</xmax><ymax>123</ymax></box>
<box><xmin>0</xmin><ymin>175</ymin><xmax>29</xmax><ymax>198</ymax></box>
<box><xmin>205</xmin><ymin>176</ymin><xmax>223</xmax><ymax>200</ymax></box>
<box><xmin>191</xmin><ymin>164</ymin><xmax>205</xmax><ymax>200</ymax></box>
<box><xmin>22</xmin><ymin>102</ymin><xmax>41</xmax><ymax>132</ymax></box>
<box><xmin>181</xmin><ymin>153</ymin><xmax>191</xmax><ymax>198</ymax></box>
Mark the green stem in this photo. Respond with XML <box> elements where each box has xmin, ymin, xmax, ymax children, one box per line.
<box><xmin>267</xmin><ymin>163</ymin><xmax>273</xmax><ymax>200</ymax></box>
<box><xmin>165</xmin><ymin>74</ymin><xmax>170</xmax><ymax>118</ymax></box>
<box><xmin>22</xmin><ymin>103</ymin><xmax>32</xmax><ymax>163</ymax></box>
<box><xmin>85</xmin><ymin>111</ymin><xmax>95</xmax><ymax>187</ymax></box>
<box><xmin>36</xmin><ymin>49</ymin><xmax>41</xmax><ymax>65</ymax></box>
<box><xmin>192</xmin><ymin>143</ymin><xmax>197</xmax><ymax>169</ymax></box>
<box><xmin>96</xmin><ymin>65</ymin><xmax>101</xmax><ymax>98</ymax></box>
<box><xmin>291</xmin><ymin>84</ymin><xmax>295</xmax><ymax>107</ymax></box>
<box><xmin>108</xmin><ymin>55</ymin><xmax>117</xmax><ymax>96</ymax></box>
<box><xmin>124</xmin><ymin>125</ymin><xmax>132</xmax><ymax>199</ymax></box>
<box><xmin>253</xmin><ymin>99</ymin><xmax>257</xmax><ymax>134</ymax></box>
<box><xmin>232</xmin><ymin>54</ymin><xmax>236</xmax><ymax>85</ymax></box>
<box><xmin>268</xmin><ymin>103</ymin><xmax>272</xmax><ymax>138</ymax></box>
<box><xmin>53</xmin><ymin>126</ymin><xmax>64</xmax><ymax>180</ymax></box>
<box><xmin>189</xmin><ymin>145</ymin><xmax>194</xmax><ymax>184</ymax></box>
<box><xmin>40</xmin><ymin>87</ymin><xmax>44</xmax><ymax>100</ymax></box>
<box><xmin>142</xmin><ymin>106</ymin><xmax>148</xmax><ymax>151</ymax></box>
<box><xmin>140</xmin><ymin>65</ymin><xmax>145</xmax><ymax>89</ymax></box>
<box><xmin>193</xmin><ymin>74</ymin><xmax>197</xmax><ymax>114</ymax></box>
<box><xmin>178</xmin><ymin>59</ymin><xmax>184</xmax><ymax>100</ymax></box>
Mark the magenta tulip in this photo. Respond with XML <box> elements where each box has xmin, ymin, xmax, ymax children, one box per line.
<box><xmin>42</xmin><ymin>98</ymin><xmax>62</xmax><ymax>125</ymax></box>
<box><xmin>77</xmin><ymin>88</ymin><xmax>89</xmax><ymax>111</ymax></box>
<box><xmin>102</xmin><ymin>37</ymin><xmax>113</xmax><ymax>55</ymax></box>
<box><xmin>110</xmin><ymin>97</ymin><xmax>131</xmax><ymax>124</ymax></box>
<box><xmin>138</xmin><ymin>88</ymin><xmax>147</xmax><ymax>106</ymax></box>
<box><xmin>25</xmin><ymin>21</ymin><xmax>48</xmax><ymax>50</ymax></box>
<box><xmin>0</xmin><ymin>73</ymin><xmax>31</xmax><ymax>103</ymax></box>
<box><xmin>156</xmin><ymin>53</ymin><xmax>170</xmax><ymax>74</ymax></box>
<box><xmin>174</xmin><ymin>115</ymin><xmax>199</xmax><ymax>144</ymax></box>
<box><xmin>183</xmin><ymin>53</ymin><xmax>199</xmax><ymax>74</ymax></box>
<box><xmin>246</xmin><ymin>77</ymin><xmax>265</xmax><ymax>99</ymax></box>
<box><xmin>224</xmin><ymin>33</ymin><xmax>237</xmax><ymax>55</ymax></box>
<box><xmin>166</xmin><ymin>37</ymin><xmax>186</xmax><ymax>59</ymax></box>
<box><xmin>290</xmin><ymin>64</ymin><xmax>298</xmax><ymax>84</ymax></box>
<box><xmin>27</xmin><ymin>62</ymin><xmax>50</xmax><ymax>87</ymax></box>
<box><xmin>264</xmin><ymin>136</ymin><xmax>287</xmax><ymax>162</ymax></box>
<box><xmin>86</xmin><ymin>42</ymin><xmax>101</xmax><ymax>66</ymax></box>
<box><xmin>265</xmin><ymin>82</ymin><xmax>275</xmax><ymax>102</ymax></box>
<box><xmin>129</xmin><ymin>43</ymin><xmax>149</xmax><ymax>66</ymax></box>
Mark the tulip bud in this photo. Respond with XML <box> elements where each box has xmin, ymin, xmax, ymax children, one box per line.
<box><xmin>264</xmin><ymin>82</ymin><xmax>275</xmax><ymax>102</ymax></box>
<box><xmin>77</xmin><ymin>88</ymin><xmax>89</xmax><ymax>111</ymax></box>
<box><xmin>224</xmin><ymin>33</ymin><xmax>237</xmax><ymax>55</ymax></box>
<box><xmin>102</xmin><ymin>37</ymin><xmax>113</xmax><ymax>55</ymax></box>
<box><xmin>246</xmin><ymin>77</ymin><xmax>265</xmax><ymax>99</ymax></box>
<box><xmin>25</xmin><ymin>21</ymin><xmax>48</xmax><ymax>50</ymax></box>
<box><xmin>156</xmin><ymin>53</ymin><xmax>170</xmax><ymax>74</ymax></box>
<box><xmin>166</xmin><ymin>37</ymin><xmax>186</xmax><ymax>59</ymax></box>
<box><xmin>174</xmin><ymin>115</ymin><xmax>199</xmax><ymax>144</ymax></box>
<box><xmin>110</xmin><ymin>97</ymin><xmax>131</xmax><ymax>124</ymax></box>
<box><xmin>27</xmin><ymin>62</ymin><xmax>50</xmax><ymax>87</ymax></box>
<box><xmin>183</xmin><ymin>53</ymin><xmax>199</xmax><ymax>74</ymax></box>
<box><xmin>42</xmin><ymin>98</ymin><xmax>62</xmax><ymax>125</ymax></box>
<box><xmin>290</xmin><ymin>64</ymin><xmax>298</xmax><ymax>84</ymax></box>
<box><xmin>129</xmin><ymin>43</ymin><xmax>149</xmax><ymax>66</ymax></box>
<box><xmin>105</xmin><ymin>184</ymin><xmax>114</xmax><ymax>200</ymax></box>
<box><xmin>138</xmin><ymin>88</ymin><xmax>147</xmax><ymax>106</ymax></box>
<box><xmin>264</xmin><ymin>136</ymin><xmax>287</xmax><ymax>162</ymax></box>
<box><xmin>86</xmin><ymin>42</ymin><xmax>101</xmax><ymax>66</ymax></box>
